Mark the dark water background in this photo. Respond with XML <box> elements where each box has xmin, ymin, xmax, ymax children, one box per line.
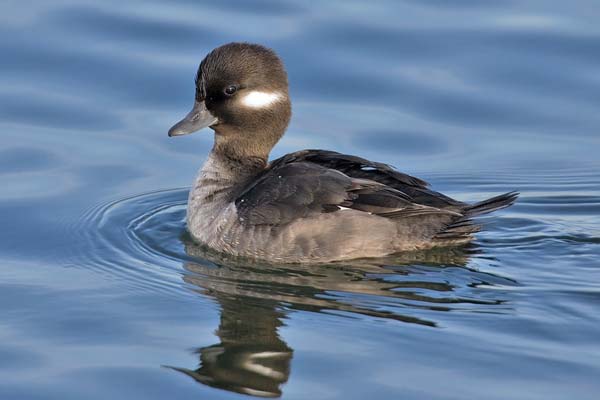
<box><xmin>1</xmin><ymin>1</ymin><xmax>600</xmax><ymax>399</ymax></box>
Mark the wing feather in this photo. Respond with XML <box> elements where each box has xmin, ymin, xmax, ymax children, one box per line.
<box><xmin>234</xmin><ymin>159</ymin><xmax>454</xmax><ymax>227</ymax></box>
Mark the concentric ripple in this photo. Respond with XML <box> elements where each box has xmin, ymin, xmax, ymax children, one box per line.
<box><xmin>72</xmin><ymin>188</ymin><xmax>192</xmax><ymax>295</ymax></box>
<box><xmin>68</xmin><ymin>188</ymin><xmax>535</xmax><ymax>327</ymax></box>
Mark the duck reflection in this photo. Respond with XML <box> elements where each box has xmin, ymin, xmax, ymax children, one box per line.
<box><xmin>167</xmin><ymin>292</ymin><xmax>292</xmax><ymax>397</ymax></box>
<box><xmin>168</xmin><ymin>240</ymin><xmax>511</xmax><ymax>397</ymax></box>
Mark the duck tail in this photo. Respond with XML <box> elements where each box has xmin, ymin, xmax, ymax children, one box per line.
<box><xmin>432</xmin><ymin>191</ymin><xmax>518</xmax><ymax>245</ymax></box>
<box><xmin>463</xmin><ymin>191</ymin><xmax>519</xmax><ymax>217</ymax></box>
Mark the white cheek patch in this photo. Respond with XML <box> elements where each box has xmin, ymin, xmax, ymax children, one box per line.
<box><xmin>240</xmin><ymin>91</ymin><xmax>283</xmax><ymax>108</ymax></box>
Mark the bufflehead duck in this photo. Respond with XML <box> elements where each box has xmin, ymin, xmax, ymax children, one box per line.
<box><xmin>168</xmin><ymin>42</ymin><xmax>517</xmax><ymax>263</ymax></box>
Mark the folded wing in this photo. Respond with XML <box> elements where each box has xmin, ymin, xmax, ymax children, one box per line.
<box><xmin>235</xmin><ymin>157</ymin><xmax>460</xmax><ymax>227</ymax></box>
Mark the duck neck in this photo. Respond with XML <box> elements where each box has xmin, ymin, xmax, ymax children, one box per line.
<box><xmin>193</xmin><ymin>144</ymin><xmax>268</xmax><ymax>205</ymax></box>
<box><xmin>213</xmin><ymin>137</ymin><xmax>272</xmax><ymax>170</ymax></box>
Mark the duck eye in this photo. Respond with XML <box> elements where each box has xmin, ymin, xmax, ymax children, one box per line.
<box><xmin>224</xmin><ymin>85</ymin><xmax>237</xmax><ymax>96</ymax></box>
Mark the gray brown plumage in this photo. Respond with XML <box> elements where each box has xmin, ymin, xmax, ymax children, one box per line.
<box><xmin>168</xmin><ymin>42</ymin><xmax>518</xmax><ymax>263</ymax></box>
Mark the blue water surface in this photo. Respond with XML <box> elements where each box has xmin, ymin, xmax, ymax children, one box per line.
<box><xmin>1</xmin><ymin>1</ymin><xmax>600</xmax><ymax>399</ymax></box>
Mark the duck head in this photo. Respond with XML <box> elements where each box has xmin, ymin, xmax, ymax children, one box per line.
<box><xmin>169</xmin><ymin>42</ymin><xmax>292</xmax><ymax>161</ymax></box>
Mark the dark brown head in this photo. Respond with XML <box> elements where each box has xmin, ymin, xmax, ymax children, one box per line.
<box><xmin>168</xmin><ymin>43</ymin><xmax>292</xmax><ymax>161</ymax></box>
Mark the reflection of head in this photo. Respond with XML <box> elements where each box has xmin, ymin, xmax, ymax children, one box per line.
<box><xmin>171</xmin><ymin>343</ymin><xmax>291</xmax><ymax>398</ymax></box>
<box><xmin>166</xmin><ymin>294</ymin><xmax>292</xmax><ymax>398</ymax></box>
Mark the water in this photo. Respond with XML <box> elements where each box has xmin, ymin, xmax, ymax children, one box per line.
<box><xmin>1</xmin><ymin>1</ymin><xmax>600</xmax><ymax>398</ymax></box>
